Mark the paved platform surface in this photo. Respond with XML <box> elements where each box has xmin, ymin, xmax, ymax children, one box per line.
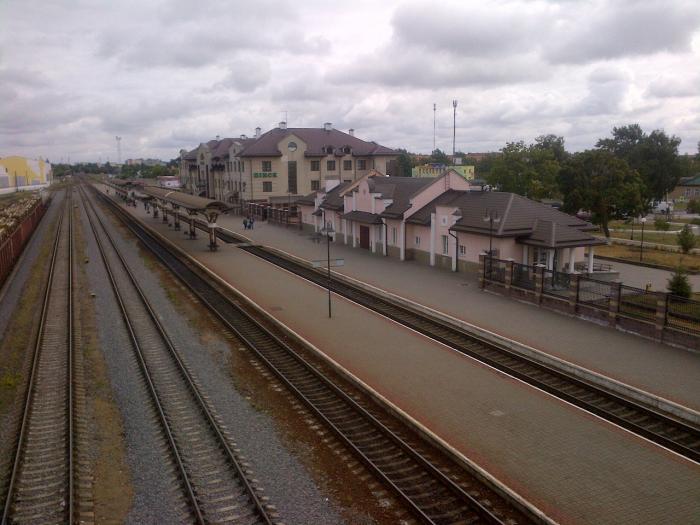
<box><xmin>104</xmin><ymin>188</ymin><xmax>700</xmax><ymax>525</ymax></box>
<box><xmin>205</xmin><ymin>208</ymin><xmax>699</xmax><ymax>412</ymax></box>
<box><xmin>597</xmin><ymin>256</ymin><xmax>700</xmax><ymax>290</ymax></box>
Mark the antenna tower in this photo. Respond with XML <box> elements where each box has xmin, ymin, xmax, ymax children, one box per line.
<box><xmin>452</xmin><ymin>100</ymin><xmax>458</xmax><ymax>159</ymax></box>
<box><xmin>433</xmin><ymin>103</ymin><xmax>436</xmax><ymax>152</ymax></box>
<box><xmin>115</xmin><ymin>136</ymin><xmax>122</xmax><ymax>164</ymax></box>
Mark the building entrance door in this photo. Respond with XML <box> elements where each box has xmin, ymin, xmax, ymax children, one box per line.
<box><xmin>287</xmin><ymin>161</ymin><xmax>297</xmax><ymax>195</ymax></box>
<box><xmin>360</xmin><ymin>225</ymin><xmax>370</xmax><ymax>249</ymax></box>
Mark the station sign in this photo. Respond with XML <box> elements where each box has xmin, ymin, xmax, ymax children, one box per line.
<box><xmin>253</xmin><ymin>172</ymin><xmax>277</xmax><ymax>178</ymax></box>
<box><xmin>312</xmin><ymin>258</ymin><xmax>345</xmax><ymax>268</ymax></box>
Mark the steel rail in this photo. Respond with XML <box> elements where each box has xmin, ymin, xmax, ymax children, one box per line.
<box><xmin>205</xmin><ymin>225</ymin><xmax>700</xmax><ymax>464</ymax></box>
<box><xmin>94</xmin><ymin>186</ymin><xmax>521</xmax><ymax>524</ymax></box>
<box><xmin>80</xmin><ymin>185</ymin><xmax>273</xmax><ymax>525</ymax></box>
<box><xmin>1</xmin><ymin>191</ymin><xmax>74</xmax><ymax>524</ymax></box>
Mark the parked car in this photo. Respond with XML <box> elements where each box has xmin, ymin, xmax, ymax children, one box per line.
<box><xmin>652</xmin><ymin>201</ymin><xmax>673</xmax><ymax>214</ymax></box>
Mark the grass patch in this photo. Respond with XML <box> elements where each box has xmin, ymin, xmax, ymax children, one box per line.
<box><xmin>606</xmin><ymin>231</ymin><xmax>681</xmax><ymax>246</ymax></box>
<box><xmin>595</xmin><ymin>244</ymin><xmax>700</xmax><ymax>272</ymax></box>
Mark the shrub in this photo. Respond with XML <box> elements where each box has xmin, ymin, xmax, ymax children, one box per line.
<box><xmin>668</xmin><ymin>266</ymin><xmax>692</xmax><ymax>298</ymax></box>
<box><xmin>688</xmin><ymin>199</ymin><xmax>700</xmax><ymax>214</ymax></box>
<box><xmin>654</xmin><ymin>218</ymin><xmax>670</xmax><ymax>231</ymax></box>
<box><xmin>677</xmin><ymin>225</ymin><xmax>697</xmax><ymax>254</ymax></box>
<box><xmin>691</xmin><ymin>218</ymin><xmax>700</xmax><ymax>226</ymax></box>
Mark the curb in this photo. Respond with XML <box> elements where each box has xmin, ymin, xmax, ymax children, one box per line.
<box><xmin>595</xmin><ymin>254</ymin><xmax>700</xmax><ymax>274</ymax></box>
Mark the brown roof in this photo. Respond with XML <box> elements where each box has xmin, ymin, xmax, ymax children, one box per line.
<box><xmin>368</xmin><ymin>176</ymin><xmax>434</xmax><ymax>218</ymax></box>
<box><xmin>407</xmin><ymin>190</ymin><xmax>601</xmax><ymax>248</ymax></box>
<box><xmin>342</xmin><ymin>210</ymin><xmax>383</xmax><ymax>224</ymax></box>
<box><xmin>140</xmin><ymin>186</ymin><xmax>230</xmax><ymax>213</ymax></box>
<box><xmin>182</xmin><ymin>137</ymin><xmax>256</xmax><ymax>161</ymax></box>
<box><xmin>319</xmin><ymin>182</ymin><xmax>351</xmax><ymax>210</ymax></box>
<box><xmin>239</xmin><ymin>127</ymin><xmax>398</xmax><ymax>158</ymax></box>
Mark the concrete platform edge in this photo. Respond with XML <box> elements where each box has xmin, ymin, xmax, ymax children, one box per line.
<box><xmin>240</xmin><ymin>232</ymin><xmax>700</xmax><ymax>428</ymax></box>
<box><xmin>117</xmin><ymin>202</ymin><xmax>557</xmax><ymax>525</ymax></box>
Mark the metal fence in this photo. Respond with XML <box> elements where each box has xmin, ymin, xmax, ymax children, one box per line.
<box><xmin>542</xmin><ymin>269</ymin><xmax>571</xmax><ymax>298</ymax></box>
<box><xmin>511</xmin><ymin>262</ymin><xmax>536</xmax><ymax>290</ymax></box>
<box><xmin>577</xmin><ymin>277</ymin><xmax>614</xmax><ymax>310</ymax></box>
<box><xmin>666</xmin><ymin>295</ymin><xmax>700</xmax><ymax>334</ymax></box>
<box><xmin>482</xmin><ymin>257</ymin><xmax>700</xmax><ymax>335</ymax></box>
<box><xmin>483</xmin><ymin>257</ymin><xmax>506</xmax><ymax>283</ymax></box>
<box><xmin>618</xmin><ymin>284</ymin><xmax>657</xmax><ymax>322</ymax></box>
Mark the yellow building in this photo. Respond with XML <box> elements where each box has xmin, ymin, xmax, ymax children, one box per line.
<box><xmin>0</xmin><ymin>156</ymin><xmax>53</xmax><ymax>191</ymax></box>
<box><xmin>412</xmin><ymin>164</ymin><xmax>475</xmax><ymax>180</ymax></box>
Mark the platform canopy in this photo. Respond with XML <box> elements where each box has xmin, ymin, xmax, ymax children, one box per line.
<box><xmin>140</xmin><ymin>186</ymin><xmax>231</xmax><ymax>215</ymax></box>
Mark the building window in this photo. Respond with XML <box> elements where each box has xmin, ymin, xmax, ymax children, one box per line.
<box><xmin>311</xmin><ymin>160</ymin><xmax>320</xmax><ymax>171</ymax></box>
<box><xmin>357</xmin><ymin>159</ymin><xmax>367</xmax><ymax>170</ymax></box>
<box><xmin>459</xmin><ymin>244</ymin><xmax>466</xmax><ymax>256</ymax></box>
<box><xmin>415</xmin><ymin>236</ymin><xmax>421</xmax><ymax>246</ymax></box>
<box><xmin>262</xmin><ymin>161</ymin><xmax>272</xmax><ymax>172</ymax></box>
<box><xmin>311</xmin><ymin>180</ymin><xmax>320</xmax><ymax>191</ymax></box>
<box><xmin>392</xmin><ymin>227</ymin><xmax>397</xmax><ymax>245</ymax></box>
<box><xmin>262</xmin><ymin>181</ymin><xmax>273</xmax><ymax>192</ymax></box>
<box><xmin>327</xmin><ymin>160</ymin><xmax>336</xmax><ymax>171</ymax></box>
<box><xmin>441</xmin><ymin>235</ymin><xmax>448</xmax><ymax>254</ymax></box>
<box><xmin>343</xmin><ymin>160</ymin><xmax>352</xmax><ymax>171</ymax></box>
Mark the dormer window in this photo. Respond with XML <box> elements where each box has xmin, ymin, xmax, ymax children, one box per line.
<box><xmin>325</xmin><ymin>145</ymin><xmax>334</xmax><ymax>155</ymax></box>
<box><xmin>343</xmin><ymin>146</ymin><xmax>351</xmax><ymax>154</ymax></box>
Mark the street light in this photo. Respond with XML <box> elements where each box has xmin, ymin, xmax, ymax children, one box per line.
<box><xmin>483</xmin><ymin>209</ymin><xmax>501</xmax><ymax>257</ymax></box>
<box><xmin>321</xmin><ymin>212</ymin><xmax>335</xmax><ymax>319</ymax></box>
<box><xmin>639</xmin><ymin>216</ymin><xmax>647</xmax><ymax>262</ymax></box>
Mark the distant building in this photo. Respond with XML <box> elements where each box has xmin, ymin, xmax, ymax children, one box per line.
<box><xmin>179</xmin><ymin>122</ymin><xmax>398</xmax><ymax>206</ymax></box>
<box><xmin>669</xmin><ymin>175</ymin><xmax>700</xmax><ymax>201</ymax></box>
<box><xmin>412</xmin><ymin>163</ymin><xmax>474</xmax><ymax>180</ymax></box>
<box><xmin>126</xmin><ymin>158</ymin><xmax>167</xmax><ymax>167</ymax></box>
<box><xmin>0</xmin><ymin>156</ymin><xmax>52</xmax><ymax>194</ymax></box>
<box><xmin>156</xmin><ymin>175</ymin><xmax>181</xmax><ymax>189</ymax></box>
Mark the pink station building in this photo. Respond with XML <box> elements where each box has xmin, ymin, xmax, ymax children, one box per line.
<box><xmin>297</xmin><ymin>170</ymin><xmax>605</xmax><ymax>273</ymax></box>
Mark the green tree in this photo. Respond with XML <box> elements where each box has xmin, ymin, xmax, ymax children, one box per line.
<box><xmin>677</xmin><ymin>225</ymin><xmax>697</xmax><ymax>254</ymax></box>
<box><xmin>668</xmin><ymin>266</ymin><xmax>692</xmax><ymax>298</ymax></box>
<box><xmin>429</xmin><ymin>149</ymin><xmax>451</xmax><ymax>165</ymax></box>
<box><xmin>597</xmin><ymin>124</ymin><xmax>682</xmax><ymax>202</ymax></box>
<box><xmin>487</xmin><ymin>141</ymin><xmax>561</xmax><ymax>199</ymax></box>
<box><xmin>533</xmin><ymin>134</ymin><xmax>568</xmax><ymax>163</ymax></box>
<box><xmin>558</xmin><ymin>150</ymin><xmax>644</xmax><ymax>238</ymax></box>
<box><xmin>395</xmin><ymin>148</ymin><xmax>413</xmax><ymax>177</ymax></box>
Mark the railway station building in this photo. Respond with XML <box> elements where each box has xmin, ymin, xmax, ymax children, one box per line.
<box><xmin>298</xmin><ymin>171</ymin><xmax>604</xmax><ymax>273</ymax></box>
<box><xmin>179</xmin><ymin>123</ymin><xmax>398</xmax><ymax>208</ymax></box>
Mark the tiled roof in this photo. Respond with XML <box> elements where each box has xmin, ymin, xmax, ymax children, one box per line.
<box><xmin>341</xmin><ymin>210</ymin><xmax>383</xmax><ymax>224</ymax></box>
<box><xmin>319</xmin><ymin>182</ymin><xmax>351</xmax><ymax>210</ymax></box>
<box><xmin>296</xmin><ymin>191</ymin><xmax>317</xmax><ymax>206</ymax></box>
<box><xmin>407</xmin><ymin>190</ymin><xmax>600</xmax><ymax>247</ymax></box>
<box><xmin>677</xmin><ymin>175</ymin><xmax>700</xmax><ymax>187</ymax></box>
<box><xmin>239</xmin><ymin>127</ymin><xmax>398</xmax><ymax>158</ymax></box>
<box><xmin>353</xmin><ymin>176</ymin><xmax>433</xmax><ymax>218</ymax></box>
<box><xmin>182</xmin><ymin>137</ymin><xmax>256</xmax><ymax>161</ymax></box>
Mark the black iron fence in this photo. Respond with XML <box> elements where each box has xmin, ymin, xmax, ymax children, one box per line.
<box><xmin>482</xmin><ymin>257</ymin><xmax>700</xmax><ymax>335</ymax></box>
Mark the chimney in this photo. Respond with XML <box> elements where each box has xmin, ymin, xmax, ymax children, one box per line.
<box><xmin>323</xmin><ymin>122</ymin><xmax>332</xmax><ymax>131</ymax></box>
<box><xmin>255</xmin><ymin>127</ymin><xmax>261</xmax><ymax>138</ymax></box>
<box><xmin>279</xmin><ymin>121</ymin><xmax>287</xmax><ymax>130</ymax></box>
<box><xmin>348</xmin><ymin>128</ymin><xmax>354</xmax><ymax>137</ymax></box>
<box><xmin>240</xmin><ymin>134</ymin><xmax>248</xmax><ymax>140</ymax></box>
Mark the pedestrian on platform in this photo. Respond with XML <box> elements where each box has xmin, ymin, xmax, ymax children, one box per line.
<box><xmin>243</xmin><ymin>217</ymin><xmax>249</xmax><ymax>230</ymax></box>
<box><xmin>250</xmin><ymin>216</ymin><xmax>255</xmax><ymax>230</ymax></box>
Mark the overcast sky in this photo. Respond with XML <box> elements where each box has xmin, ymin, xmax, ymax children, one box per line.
<box><xmin>1</xmin><ymin>0</ymin><xmax>699</xmax><ymax>163</ymax></box>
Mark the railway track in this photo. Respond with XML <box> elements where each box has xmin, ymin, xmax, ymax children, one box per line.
<box><xmin>206</xmin><ymin>224</ymin><xmax>700</xmax><ymax>464</ymax></box>
<box><xmin>1</xmin><ymin>190</ymin><xmax>86</xmax><ymax>524</ymax></box>
<box><xmin>94</xmin><ymin>186</ymin><xmax>532</xmax><ymax>524</ymax></box>
<box><xmin>79</xmin><ymin>186</ymin><xmax>275</xmax><ymax>524</ymax></box>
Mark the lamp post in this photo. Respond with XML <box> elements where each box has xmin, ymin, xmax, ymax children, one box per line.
<box><xmin>321</xmin><ymin>211</ymin><xmax>335</xmax><ymax>319</ymax></box>
<box><xmin>483</xmin><ymin>209</ymin><xmax>501</xmax><ymax>275</ymax></box>
<box><xmin>630</xmin><ymin>217</ymin><xmax>635</xmax><ymax>240</ymax></box>
<box><xmin>639</xmin><ymin>217</ymin><xmax>647</xmax><ymax>262</ymax></box>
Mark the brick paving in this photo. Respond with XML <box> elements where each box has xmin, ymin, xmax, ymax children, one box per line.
<box><xmin>105</xmin><ymin>188</ymin><xmax>700</xmax><ymax>525</ymax></box>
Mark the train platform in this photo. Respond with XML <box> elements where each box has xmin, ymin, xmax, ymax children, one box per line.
<box><xmin>202</xmin><ymin>206</ymin><xmax>699</xmax><ymax>413</ymax></box>
<box><xmin>101</xmin><ymin>187</ymin><xmax>700</xmax><ymax>524</ymax></box>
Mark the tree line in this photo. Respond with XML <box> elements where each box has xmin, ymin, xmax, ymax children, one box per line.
<box><xmin>397</xmin><ymin>125</ymin><xmax>699</xmax><ymax>238</ymax></box>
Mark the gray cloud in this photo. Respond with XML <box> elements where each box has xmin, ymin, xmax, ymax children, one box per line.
<box><xmin>545</xmin><ymin>1</ymin><xmax>700</xmax><ymax>64</ymax></box>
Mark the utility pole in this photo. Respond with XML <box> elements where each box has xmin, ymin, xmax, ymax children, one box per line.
<box><xmin>433</xmin><ymin>103</ymin><xmax>436</xmax><ymax>152</ymax></box>
<box><xmin>452</xmin><ymin>100</ymin><xmax>458</xmax><ymax>160</ymax></box>
<box><xmin>115</xmin><ymin>136</ymin><xmax>122</xmax><ymax>164</ymax></box>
